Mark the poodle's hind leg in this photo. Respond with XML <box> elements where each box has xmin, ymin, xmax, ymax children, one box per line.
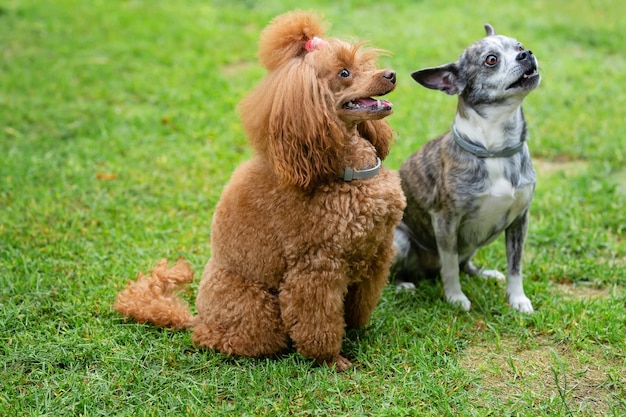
<box><xmin>192</xmin><ymin>265</ymin><xmax>289</xmax><ymax>358</ymax></box>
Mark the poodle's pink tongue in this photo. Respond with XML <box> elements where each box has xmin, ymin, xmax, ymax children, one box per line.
<box><xmin>345</xmin><ymin>98</ymin><xmax>392</xmax><ymax>110</ymax></box>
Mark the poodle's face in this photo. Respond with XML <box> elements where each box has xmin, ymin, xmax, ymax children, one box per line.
<box><xmin>240</xmin><ymin>11</ymin><xmax>398</xmax><ymax>188</ymax></box>
<box><xmin>313</xmin><ymin>42</ymin><xmax>397</xmax><ymax>129</ymax></box>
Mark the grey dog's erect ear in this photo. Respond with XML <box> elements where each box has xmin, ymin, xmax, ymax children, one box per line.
<box><xmin>484</xmin><ymin>23</ymin><xmax>496</xmax><ymax>36</ymax></box>
<box><xmin>411</xmin><ymin>63</ymin><xmax>461</xmax><ymax>95</ymax></box>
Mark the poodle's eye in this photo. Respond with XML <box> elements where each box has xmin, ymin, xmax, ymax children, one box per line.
<box><xmin>338</xmin><ymin>68</ymin><xmax>351</xmax><ymax>78</ymax></box>
<box><xmin>485</xmin><ymin>55</ymin><xmax>498</xmax><ymax>66</ymax></box>
<box><xmin>518</xmin><ymin>43</ymin><xmax>524</xmax><ymax>51</ymax></box>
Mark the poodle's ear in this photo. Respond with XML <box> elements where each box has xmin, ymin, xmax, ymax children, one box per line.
<box><xmin>357</xmin><ymin>119</ymin><xmax>394</xmax><ymax>160</ymax></box>
<box><xmin>257</xmin><ymin>10</ymin><xmax>327</xmax><ymax>71</ymax></box>
<box><xmin>239</xmin><ymin>63</ymin><xmax>346</xmax><ymax>188</ymax></box>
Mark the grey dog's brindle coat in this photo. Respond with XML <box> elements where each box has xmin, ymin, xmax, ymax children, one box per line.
<box><xmin>394</xmin><ymin>24</ymin><xmax>540</xmax><ymax>312</ymax></box>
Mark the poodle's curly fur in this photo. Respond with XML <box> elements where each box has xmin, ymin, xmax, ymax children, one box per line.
<box><xmin>114</xmin><ymin>10</ymin><xmax>405</xmax><ymax>371</ymax></box>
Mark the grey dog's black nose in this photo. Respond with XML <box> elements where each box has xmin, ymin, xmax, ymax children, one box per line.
<box><xmin>383</xmin><ymin>70</ymin><xmax>396</xmax><ymax>84</ymax></box>
<box><xmin>516</xmin><ymin>50</ymin><xmax>533</xmax><ymax>61</ymax></box>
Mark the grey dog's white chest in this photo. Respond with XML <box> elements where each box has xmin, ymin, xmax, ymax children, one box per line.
<box><xmin>460</xmin><ymin>158</ymin><xmax>534</xmax><ymax>252</ymax></box>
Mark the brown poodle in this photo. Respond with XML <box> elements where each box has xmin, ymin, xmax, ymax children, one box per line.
<box><xmin>114</xmin><ymin>10</ymin><xmax>405</xmax><ymax>371</ymax></box>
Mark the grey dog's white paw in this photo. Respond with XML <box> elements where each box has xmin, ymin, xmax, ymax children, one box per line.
<box><xmin>509</xmin><ymin>294</ymin><xmax>534</xmax><ymax>313</ymax></box>
<box><xmin>480</xmin><ymin>269</ymin><xmax>506</xmax><ymax>281</ymax></box>
<box><xmin>464</xmin><ymin>262</ymin><xmax>504</xmax><ymax>281</ymax></box>
<box><xmin>395</xmin><ymin>282</ymin><xmax>416</xmax><ymax>293</ymax></box>
<box><xmin>446</xmin><ymin>292</ymin><xmax>471</xmax><ymax>311</ymax></box>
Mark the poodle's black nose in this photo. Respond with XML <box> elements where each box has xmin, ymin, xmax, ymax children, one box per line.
<box><xmin>383</xmin><ymin>70</ymin><xmax>396</xmax><ymax>85</ymax></box>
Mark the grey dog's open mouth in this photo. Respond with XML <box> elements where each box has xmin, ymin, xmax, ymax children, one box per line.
<box><xmin>342</xmin><ymin>97</ymin><xmax>393</xmax><ymax>112</ymax></box>
<box><xmin>507</xmin><ymin>65</ymin><xmax>539</xmax><ymax>89</ymax></box>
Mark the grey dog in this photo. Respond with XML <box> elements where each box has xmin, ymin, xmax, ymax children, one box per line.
<box><xmin>393</xmin><ymin>24</ymin><xmax>540</xmax><ymax>313</ymax></box>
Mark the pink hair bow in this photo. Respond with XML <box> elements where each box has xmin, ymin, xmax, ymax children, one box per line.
<box><xmin>305</xmin><ymin>36</ymin><xmax>326</xmax><ymax>51</ymax></box>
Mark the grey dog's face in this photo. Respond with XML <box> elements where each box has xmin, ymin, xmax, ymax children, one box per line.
<box><xmin>459</xmin><ymin>34</ymin><xmax>540</xmax><ymax>105</ymax></box>
<box><xmin>411</xmin><ymin>28</ymin><xmax>541</xmax><ymax>108</ymax></box>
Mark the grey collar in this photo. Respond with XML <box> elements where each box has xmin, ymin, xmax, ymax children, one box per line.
<box><xmin>452</xmin><ymin>125</ymin><xmax>525</xmax><ymax>158</ymax></box>
<box><xmin>341</xmin><ymin>157</ymin><xmax>381</xmax><ymax>181</ymax></box>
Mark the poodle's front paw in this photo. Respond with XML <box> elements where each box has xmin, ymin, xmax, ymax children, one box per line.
<box><xmin>325</xmin><ymin>355</ymin><xmax>352</xmax><ymax>372</ymax></box>
<box><xmin>445</xmin><ymin>291</ymin><xmax>471</xmax><ymax>312</ymax></box>
<box><xmin>509</xmin><ymin>294</ymin><xmax>534</xmax><ymax>313</ymax></box>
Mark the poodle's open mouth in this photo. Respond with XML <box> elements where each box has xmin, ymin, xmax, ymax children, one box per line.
<box><xmin>507</xmin><ymin>65</ymin><xmax>539</xmax><ymax>90</ymax></box>
<box><xmin>342</xmin><ymin>97</ymin><xmax>393</xmax><ymax>112</ymax></box>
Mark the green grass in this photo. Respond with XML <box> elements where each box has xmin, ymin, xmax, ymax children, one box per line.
<box><xmin>1</xmin><ymin>0</ymin><xmax>624</xmax><ymax>415</ymax></box>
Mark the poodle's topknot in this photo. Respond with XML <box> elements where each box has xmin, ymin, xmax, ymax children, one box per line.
<box><xmin>257</xmin><ymin>10</ymin><xmax>327</xmax><ymax>71</ymax></box>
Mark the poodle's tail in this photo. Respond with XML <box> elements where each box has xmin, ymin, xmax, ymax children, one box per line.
<box><xmin>114</xmin><ymin>258</ymin><xmax>196</xmax><ymax>330</ymax></box>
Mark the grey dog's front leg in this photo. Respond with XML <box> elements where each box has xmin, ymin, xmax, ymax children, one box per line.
<box><xmin>505</xmin><ymin>210</ymin><xmax>533</xmax><ymax>313</ymax></box>
<box><xmin>432</xmin><ymin>213</ymin><xmax>471</xmax><ymax>311</ymax></box>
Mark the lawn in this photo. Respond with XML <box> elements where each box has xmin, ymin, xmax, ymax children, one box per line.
<box><xmin>1</xmin><ymin>0</ymin><xmax>624</xmax><ymax>415</ymax></box>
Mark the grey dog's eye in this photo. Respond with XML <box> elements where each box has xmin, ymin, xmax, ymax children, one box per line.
<box><xmin>485</xmin><ymin>55</ymin><xmax>498</xmax><ymax>66</ymax></box>
<box><xmin>338</xmin><ymin>68</ymin><xmax>351</xmax><ymax>78</ymax></box>
<box><xmin>518</xmin><ymin>44</ymin><xmax>524</xmax><ymax>51</ymax></box>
